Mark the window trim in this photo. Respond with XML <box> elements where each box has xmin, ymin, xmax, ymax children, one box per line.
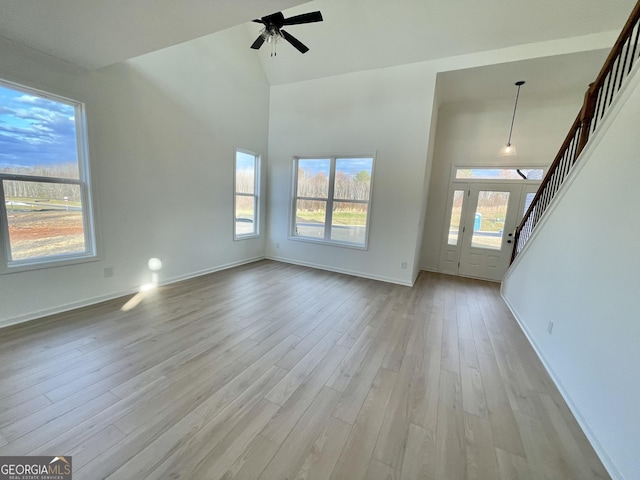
<box><xmin>452</xmin><ymin>165</ymin><xmax>547</xmax><ymax>182</ymax></box>
<box><xmin>233</xmin><ymin>148</ymin><xmax>261</xmax><ymax>240</ymax></box>
<box><xmin>289</xmin><ymin>154</ymin><xmax>375</xmax><ymax>250</ymax></box>
<box><xmin>0</xmin><ymin>79</ymin><xmax>97</xmax><ymax>274</ymax></box>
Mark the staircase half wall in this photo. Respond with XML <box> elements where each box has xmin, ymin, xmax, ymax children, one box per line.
<box><xmin>501</xmin><ymin>65</ymin><xmax>640</xmax><ymax>480</ymax></box>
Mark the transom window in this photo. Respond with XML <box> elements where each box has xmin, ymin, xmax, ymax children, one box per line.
<box><xmin>291</xmin><ymin>156</ymin><xmax>374</xmax><ymax>248</ymax></box>
<box><xmin>455</xmin><ymin>168</ymin><xmax>544</xmax><ymax>180</ymax></box>
<box><xmin>0</xmin><ymin>80</ymin><xmax>95</xmax><ymax>272</ymax></box>
<box><xmin>234</xmin><ymin>149</ymin><xmax>260</xmax><ymax>239</ymax></box>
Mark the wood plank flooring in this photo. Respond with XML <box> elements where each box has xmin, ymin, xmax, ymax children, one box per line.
<box><xmin>0</xmin><ymin>260</ymin><xmax>610</xmax><ymax>479</ymax></box>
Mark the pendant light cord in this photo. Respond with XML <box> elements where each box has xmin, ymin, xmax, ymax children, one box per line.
<box><xmin>507</xmin><ymin>81</ymin><xmax>525</xmax><ymax>146</ymax></box>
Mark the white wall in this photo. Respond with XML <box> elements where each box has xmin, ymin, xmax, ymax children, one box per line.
<box><xmin>502</xmin><ymin>68</ymin><xmax>640</xmax><ymax>480</ymax></box>
<box><xmin>0</xmin><ymin>26</ymin><xmax>270</xmax><ymax>326</ymax></box>
<box><xmin>411</xmin><ymin>95</ymin><xmax>440</xmax><ymax>278</ymax></box>
<box><xmin>266</xmin><ymin>63</ymin><xmax>438</xmax><ymax>285</ymax></box>
<box><xmin>420</xmin><ymin>93</ymin><xmax>584</xmax><ymax>271</ymax></box>
<box><xmin>0</xmin><ymin>29</ymin><xmax>612</xmax><ymax>324</ymax></box>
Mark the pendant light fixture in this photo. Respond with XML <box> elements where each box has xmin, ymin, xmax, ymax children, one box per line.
<box><xmin>499</xmin><ymin>80</ymin><xmax>525</xmax><ymax>157</ymax></box>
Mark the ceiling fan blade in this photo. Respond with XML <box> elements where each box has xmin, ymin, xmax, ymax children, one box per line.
<box><xmin>260</xmin><ymin>11</ymin><xmax>285</xmax><ymax>27</ymax></box>
<box><xmin>282</xmin><ymin>11</ymin><xmax>323</xmax><ymax>25</ymax></box>
<box><xmin>250</xmin><ymin>34</ymin><xmax>266</xmax><ymax>50</ymax></box>
<box><xmin>252</xmin><ymin>19</ymin><xmax>265</xmax><ymax>24</ymax></box>
<box><xmin>280</xmin><ymin>30</ymin><xmax>309</xmax><ymax>54</ymax></box>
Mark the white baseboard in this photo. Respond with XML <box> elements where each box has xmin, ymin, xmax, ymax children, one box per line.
<box><xmin>158</xmin><ymin>256</ymin><xmax>266</xmax><ymax>286</ymax></box>
<box><xmin>0</xmin><ymin>287</ymin><xmax>140</xmax><ymax>330</ymax></box>
<box><xmin>500</xmin><ymin>290</ymin><xmax>623</xmax><ymax>480</ymax></box>
<box><xmin>0</xmin><ymin>256</ymin><xmax>266</xmax><ymax>330</ymax></box>
<box><xmin>419</xmin><ymin>265</ymin><xmax>439</xmax><ymax>273</ymax></box>
<box><xmin>265</xmin><ymin>254</ymin><xmax>413</xmax><ymax>286</ymax></box>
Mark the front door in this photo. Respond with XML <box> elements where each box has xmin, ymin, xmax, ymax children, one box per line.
<box><xmin>457</xmin><ymin>183</ymin><xmax>522</xmax><ymax>281</ymax></box>
<box><xmin>439</xmin><ymin>177</ymin><xmax>541</xmax><ymax>282</ymax></box>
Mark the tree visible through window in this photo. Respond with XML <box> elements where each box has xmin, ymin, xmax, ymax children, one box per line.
<box><xmin>0</xmin><ymin>80</ymin><xmax>95</xmax><ymax>271</ymax></box>
<box><xmin>234</xmin><ymin>149</ymin><xmax>260</xmax><ymax>238</ymax></box>
<box><xmin>292</xmin><ymin>156</ymin><xmax>374</xmax><ymax>248</ymax></box>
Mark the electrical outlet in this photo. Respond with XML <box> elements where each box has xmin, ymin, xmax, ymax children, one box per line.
<box><xmin>547</xmin><ymin>320</ymin><xmax>554</xmax><ymax>335</ymax></box>
<box><xmin>104</xmin><ymin>267</ymin><xmax>114</xmax><ymax>278</ymax></box>
<box><xmin>401</xmin><ymin>262</ymin><xmax>407</xmax><ymax>269</ymax></box>
<box><xmin>276</xmin><ymin>242</ymin><xmax>280</xmax><ymax>249</ymax></box>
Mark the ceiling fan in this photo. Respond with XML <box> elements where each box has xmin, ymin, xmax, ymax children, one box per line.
<box><xmin>250</xmin><ymin>11</ymin><xmax>323</xmax><ymax>56</ymax></box>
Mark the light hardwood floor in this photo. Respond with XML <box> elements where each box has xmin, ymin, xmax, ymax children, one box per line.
<box><xmin>0</xmin><ymin>260</ymin><xmax>609</xmax><ymax>479</ymax></box>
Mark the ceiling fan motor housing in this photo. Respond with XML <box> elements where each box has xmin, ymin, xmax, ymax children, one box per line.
<box><xmin>250</xmin><ymin>11</ymin><xmax>323</xmax><ymax>54</ymax></box>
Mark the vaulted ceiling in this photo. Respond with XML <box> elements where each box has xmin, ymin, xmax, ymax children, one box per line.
<box><xmin>0</xmin><ymin>0</ymin><xmax>309</xmax><ymax>70</ymax></box>
<box><xmin>249</xmin><ymin>0</ymin><xmax>635</xmax><ymax>86</ymax></box>
<box><xmin>0</xmin><ymin>0</ymin><xmax>636</xmax><ymax>101</ymax></box>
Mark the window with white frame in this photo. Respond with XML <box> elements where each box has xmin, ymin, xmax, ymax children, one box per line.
<box><xmin>234</xmin><ymin>149</ymin><xmax>260</xmax><ymax>239</ymax></box>
<box><xmin>0</xmin><ymin>80</ymin><xmax>95</xmax><ymax>272</ymax></box>
<box><xmin>291</xmin><ymin>156</ymin><xmax>374</xmax><ymax>248</ymax></box>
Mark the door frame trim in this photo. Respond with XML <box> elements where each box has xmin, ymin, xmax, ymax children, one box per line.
<box><xmin>438</xmin><ymin>165</ymin><xmax>546</xmax><ymax>280</ymax></box>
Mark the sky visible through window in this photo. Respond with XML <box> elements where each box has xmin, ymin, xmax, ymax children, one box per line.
<box><xmin>455</xmin><ymin>168</ymin><xmax>543</xmax><ymax>180</ymax></box>
<box><xmin>0</xmin><ymin>84</ymin><xmax>78</xmax><ymax>170</ymax></box>
<box><xmin>236</xmin><ymin>150</ymin><xmax>256</xmax><ymax>172</ymax></box>
<box><xmin>299</xmin><ymin>157</ymin><xmax>372</xmax><ymax>176</ymax></box>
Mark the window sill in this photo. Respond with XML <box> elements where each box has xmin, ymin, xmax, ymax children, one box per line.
<box><xmin>1</xmin><ymin>252</ymin><xmax>100</xmax><ymax>275</ymax></box>
<box><xmin>288</xmin><ymin>235</ymin><xmax>368</xmax><ymax>251</ymax></box>
<box><xmin>234</xmin><ymin>234</ymin><xmax>261</xmax><ymax>241</ymax></box>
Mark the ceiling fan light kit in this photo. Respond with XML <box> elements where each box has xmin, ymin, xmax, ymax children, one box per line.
<box><xmin>499</xmin><ymin>80</ymin><xmax>525</xmax><ymax>157</ymax></box>
<box><xmin>251</xmin><ymin>10</ymin><xmax>323</xmax><ymax>56</ymax></box>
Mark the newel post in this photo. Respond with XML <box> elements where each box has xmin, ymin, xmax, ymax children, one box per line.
<box><xmin>510</xmin><ymin>228</ymin><xmax>520</xmax><ymax>263</ymax></box>
<box><xmin>576</xmin><ymin>83</ymin><xmax>597</xmax><ymax>157</ymax></box>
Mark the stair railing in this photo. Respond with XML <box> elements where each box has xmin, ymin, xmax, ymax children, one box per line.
<box><xmin>512</xmin><ymin>0</ymin><xmax>640</xmax><ymax>262</ymax></box>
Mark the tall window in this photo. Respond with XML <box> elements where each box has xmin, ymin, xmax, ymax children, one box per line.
<box><xmin>234</xmin><ymin>149</ymin><xmax>260</xmax><ymax>239</ymax></box>
<box><xmin>291</xmin><ymin>156</ymin><xmax>374</xmax><ymax>248</ymax></box>
<box><xmin>0</xmin><ymin>80</ymin><xmax>95</xmax><ymax>272</ymax></box>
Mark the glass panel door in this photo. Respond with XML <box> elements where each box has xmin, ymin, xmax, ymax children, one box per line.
<box><xmin>447</xmin><ymin>189</ymin><xmax>465</xmax><ymax>246</ymax></box>
<box><xmin>470</xmin><ymin>190</ymin><xmax>510</xmax><ymax>250</ymax></box>
<box><xmin>458</xmin><ymin>183</ymin><xmax>522</xmax><ymax>281</ymax></box>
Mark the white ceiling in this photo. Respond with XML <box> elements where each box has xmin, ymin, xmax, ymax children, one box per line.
<box><xmin>250</xmin><ymin>0</ymin><xmax>636</xmax><ymax>86</ymax></box>
<box><xmin>0</xmin><ymin>0</ymin><xmax>636</xmax><ymax>101</ymax></box>
<box><xmin>0</xmin><ymin>0</ymin><xmax>310</xmax><ymax>70</ymax></box>
<box><xmin>436</xmin><ymin>49</ymin><xmax>611</xmax><ymax>105</ymax></box>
